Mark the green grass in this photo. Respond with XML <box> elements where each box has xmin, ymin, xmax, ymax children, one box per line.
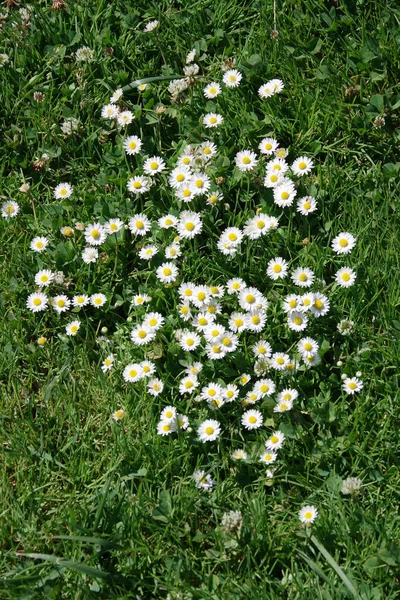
<box><xmin>1</xmin><ymin>0</ymin><xmax>400</xmax><ymax>598</ymax></box>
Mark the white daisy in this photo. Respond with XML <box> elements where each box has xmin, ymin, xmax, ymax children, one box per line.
<box><xmin>287</xmin><ymin>311</ymin><xmax>308</xmax><ymax>332</ymax></box>
<box><xmin>143</xmin><ymin>312</ymin><xmax>164</xmax><ymax>330</ymax></box>
<box><xmin>292</xmin><ymin>156</ymin><xmax>314</xmax><ymax>176</ymax></box>
<box><xmin>198</xmin><ymin>419</ymin><xmax>221</xmax><ymax>442</ymax></box>
<box><xmin>205</xmin><ymin>343</ymin><xmax>227</xmax><ymax>360</ymax></box>
<box><xmin>238</xmin><ymin>287</ymin><xmax>263</xmax><ymax>311</ymax></box>
<box><xmin>82</xmin><ymin>247</ymin><xmax>98</xmax><ymax>263</ymax></box>
<box><xmin>270</xmin><ymin>352</ymin><xmax>290</xmax><ymax>371</ymax></box>
<box><xmin>343</xmin><ymin>377</ymin><xmax>363</xmax><ymax>394</ymax></box>
<box><xmin>264</xmin><ymin>171</ymin><xmax>285</xmax><ymax>188</ymax></box>
<box><xmin>201</xmin><ymin>383</ymin><xmax>223</xmax><ymax>402</ymax></box>
<box><xmin>158</xmin><ymin>214</ymin><xmax>178</xmax><ymax>229</ymax></box>
<box><xmin>235</xmin><ymin>150</ymin><xmax>258</xmax><ymax>172</ymax></box>
<box><xmin>190</xmin><ymin>173</ymin><xmax>211</xmax><ymax>194</ymax></box>
<box><xmin>310</xmin><ymin>292</ymin><xmax>330</xmax><ymax>317</ymax></box>
<box><xmin>143</xmin><ymin>156</ymin><xmax>166</xmax><ymax>175</ymax></box>
<box><xmin>126</xmin><ymin>176</ymin><xmax>152</xmax><ymax>195</ymax></box>
<box><xmin>267</xmin><ymin>257</ymin><xmax>288</xmax><ymax>280</ymax></box>
<box><xmin>138</xmin><ymin>245</ymin><xmax>158</xmax><ymax>260</ymax></box>
<box><xmin>26</xmin><ymin>292</ymin><xmax>48</xmax><ymax>313</ymax></box>
<box><xmin>199</xmin><ymin>141</ymin><xmax>218</xmax><ymax>159</ymax></box>
<box><xmin>30</xmin><ymin>236</ymin><xmax>49</xmax><ymax>252</ymax></box>
<box><xmin>122</xmin><ymin>363</ymin><xmax>144</xmax><ymax>383</ymax></box>
<box><xmin>52</xmin><ymin>294</ymin><xmax>70</xmax><ymax>313</ymax></box>
<box><xmin>105</xmin><ymin>218</ymin><xmax>124</xmax><ymax>234</ymax></box>
<box><xmin>297</xmin><ymin>195</ymin><xmax>318</xmax><ymax>215</ymax></box>
<box><xmin>298</xmin><ymin>292</ymin><xmax>315</xmax><ymax>313</ymax></box>
<box><xmin>265</xmin><ymin>431</ymin><xmax>285</xmax><ymax>451</ymax></box>
<box><xmin>110</xmin><ymin>88</ymin><xmax>123</xmax><ymax>103</ymax></box>
<box><xmin>128</xmin><ymin>214</ymin><xmax>151</xmax><ymax>236</ymax></box>
<box><xmin>331</xmin><ymin>232</ymin><xmax>356</xmax><ymax>255</ymax></box>
<box><xmin>298</xmin><ymin>337</ymin><xmax>319</xmax><ymax>358</ymax></box>
<box><xmin>34</xmin><ymin>269</ymin><xmax>54</xmax><ymax>288</ymax></box>
<box><xmin>299</xmin><ymin>505</ymin><xmax>318</xmax><ymax>524</ymax></box>
<box><xmin>73</xmin><ymin>294</ymin><xmax>90</xmax><ymax>307</ymax></box>
<box><xmin>203</xmin><ymin>113</ymin><xmax>224</xmax><ymax>128</ymax></box>
<box><xmin>259</xmin><ymin>450</ymin><xmax>278</xmax><ymax>465</ymax></box>
<box><xmin>231</xmin><ymin>449</ymin><xmax>248</xmax><ymax>460</ymax></box>
<box><xmin>335</xmin><ymin>267</ymin><xmax>357</xmax><ymax>288</ymax></box>
<box><xmin>177</xmin><ymin>211</ymin><xmax>202</xmax><ymax>239</ymax></box>
<box><xmin>143</xmin><ymin>19</ymin><xmax>159</xmax><ymax>32</ymax></box>
<box><xmin>112</xmin><ymin>409</ymin><xmax>125</xmax><ymax>422</ymax></box>
<box><xmin>252</xmin><ymin>341</ymin><xmax>272</xmax><ymax>358</ymax></box>
<box><xmin>175</xmin><ymin>184</ymin><xmax>195</xmax><ymax>203</ymax></box>
<box><xmin>204</xmin><ymin>82</ymin><xmax>222</xmax><ymax>99</ymax></box>
<box><xmin>148</xmin><ymin>378</ymin><xmax>164</xmax><ymax>396</ymax></box>
<box><xmin>291</xmin><ymin>267</ymin><xmax>315</xmax><ymax>288</ymax></box>
<box><xmin>157</xmin><ymin>420</ymin><xmax>176</xmax><ymax>436</ymax></box>
<box><xmin>258</xmin><ymin>137</ymin><xmax>278</xmax><ymax>155</ymax></box>
<box><xmin>156</xmin><ymin>262</ymin><xmax>179</xmax><ymax>283</ymax></box>
<box><xmin>177</xmin><ymin>414</ymin><xmax>189</xmax><ymax>430</ymax></box>
<box><xmin>193</xmin><ymin>470</ymin><xmax>214</xmax><ymax>489</ymax></box>
<box><xmin>90</xmin><ymin>293</ymin><xmax>107</xmax><ymax>308</ymax></box>
<box><xmin>54</xmin><ymin>183</ymin><xmax>73</xmax><ymax>199</ymax></box>
<box><xmin>223</xmin><ymin>69</ymin><xmax>242</xmax><ymax>87</ymax></box>
<box><xmin>273</xmin><ymin>180</ymin><xmax>297</xmax><ymax>207</ymax></box>
<box><xmin>179</xmin><ymin>330</ymin><xmax>201</xmax><ymax>351</ymax></box>
<box><xmin>117</xmin><ymin>111</ymin><xmax>134</xmax><ymax>127</ymax></box>
<box><xmin>283</xmin><ymin>294</ymin><xmax>301</xmax><ymax>313</ymax></box>
<box><xmin>273</xmin><ymin>398</ymin><xmax>293</xmax><ymax>413</ymax></box>
<box><xmin>246</xmin><ymin>310</ymin><xmax>267</xmax><ymax>333</ymax></box>
<box><xmin>140</xmin><ymin>360</ymin><xmax>156</xmax><ymax>376</ymax></box>
<box><xmin>226</xmin><ymin>278</ymin><xmax>246</xmax><ymax>294</ymax></box>
<box><xmin>84</xmin><ymin>223</ymin><xmax>107</xmax><ymax>246</ymax></box>
<box><xmin>101</xmin><ymin>104</ymin><xmax>119</xmax><ymax>119</ymax></box>
<box><xmin>168</xmin><ymin>166</ymin><xmax>192</xmax><ymax>189</ymax></box>
<box><xmin>179</xmin><ymin>375</ymin><xmax>199</xmax><ymax>395</ymax></box>
<box><xmin>229</xmin><ymin>312</ymin><xmax>248</xmax><ymax>333</ymax></box>
<box><xmin>160</xmin><ymin>406</ymin><xmax>177</xmax><ymax>423</ymax></box>
<box><xmin>123</xmin><ymin>135</ymin><xmax>142</xmax><ymax>155</ymax></box>
<box><xmin>66</xmin><ymin>320</ymin><xmax>80</xmax><ymax>336</ymax></box>
<box><xmin>223</xmin><ymin>384</ymin><xmax>239</xmax><ymax>403</ymax></box>
<box><xmin>241</xmin><ymin>409</ymin><xmax>263</xmax><ymax>430</ymax></box>
<box><xmin>101</xmin><ymin>354</ymin><xmax>115</xmax><ymax>372</ymax></box>
<box><xmin>253</xmin><ymin>378</ymin><xmax>276</xmax><ymax>397</ymax></box>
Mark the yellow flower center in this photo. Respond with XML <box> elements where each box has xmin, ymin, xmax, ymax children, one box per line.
<box><xmin>349</xmin><ymin>382</ymin><xmax>357</xmax><ymax>390</ymax></box>
<box><xmin>252</xmin><ymin>316</ymin><xmax>260</xmax><ymax>325</ymax></box>
<box><xmin>185</xmin><ymin>381</ymin><xmax>193</xmax><ymax>389</ymax></box>
<box><xmin>203</xmin><ymin>147</ymin><xmax>211</xmax><ymax>154</ymax></box>
<box><xmin>195</xmin><ymin>179</ymin><xmax>203</xmax><ymax>188</ymax></box>
<box><xmin>129</xmin><ymin>141</ymin><xmax>137</xmax><ymax>149</ymax></box>
<box><xmin>235</xmin><ymin>318</ymin><xmax>243</xmax><ymax>327</ymax></box>
<box><xmin>232</xmin><ymin>282</ymin><xmax>240</xmax><ymax>289</ymax></box>
<box><xmin>163</xmin><ymin>268</ymin><xmax>172</xmax><ymax>276</ymax></box>
<box><xmin>304</xmin><ymin>343</ymin><xmax>312</xmax><ymax>351</ymax></box>
<box><xmin>199</xmin><ymin>317</ymin><xmax>207</xmax><ymax>326</ymax></box>
<box><xmin>207</xmin><ymin>305</ymin><xmax>216</xmax><ymax>314</ymax></box>
<box><xmin>36</xmin><ymin>241</ymin><xmax>44</xmax><ymax>248</ymax></box>
<box><xmin>283</xmin><ymin>393</ymin><xmax>291</xmax><ymax>401</ymax></box>
<box><xmin>339</xmin><ymin>239</ymin><xmax>348</xmax><ymax>247</ymax></box>
<box><xmin>91</xmin><ymin>229</ymin><xmax>100</xmax><ymax>239</ymax></box>
<box><xmin>299</xmin><ymin>273</ymin><xmax>307</xmax><ymax>282</ymax></box>
<box><xmin>149</xmin><ymin>318</ymin><xmax>157</xmax><ymax>326</ymax></box>
<box><xmin>342</xmin><ymin>273</ymin><xmax>351</xmax><ymax>281</ymax></box>
<box><xmin>182</xmin><ymin>157</ymin><xmax>190</xmax><ymax>165</ymax></box>
<box><xmin>184</xmin><ymin>289</ymin><xmax>192</xmax><ymax>297</ymax></box>
<box><xmin>133</xmin><ymin>182</ymin><xmax>142</xmax><ymax>189</ymax></box>
<box><xmin>129</xmin><ymin>369</ymin><xmax>137</xmax><ymax>378</ymax></box>
<box><xmin>136</xmin><ymin>221</ymin><xmax>144</xmax><ymax>229</ymax></box>
<box><xmin>57</xmin><ymin>300</ymin><xmax>65</xmax><ymax>307</ymax></box>
<box><xmin>186</xmin><ymin>339</ymin><xmax>194</xmax><ymax>346</ymax></box>
<box><xmin>242</xmin><ymin>156</ymin><xmax>251</xmax><ymax>165</ymax></box>
<box><xmin>40</xmin><ymin>275</ymin><xmax>49</xmax><ymax>282</ymax></box>
<box><xmin>303</xmin><ymin>202</ymin><xmax>311</xmax><ymax>210</ymax></box>
<box><xmin>60</xmin><ymin>188</ymin><xmax>67</xmax><ymax>196</ymax></box>
<box><xmin>209</xmin><ymin>195</ymin><xmax>218</xmax><ymax>204</ymax></box>
<box><xmin>197</xmin><ymin>292</ymin><xmax>206</xmax><ymax>301</ymax></box>
<box><xmin>260</xmin><ymin>384</ymin><xmax>269</xmax><ymax>393</ymax></box>
<box><xmin>264</xmin><ymin>454</ymin><xmax>272</xmax><ymax>461</ymax></box>
<box><xmin>265</xmin><ymin>143</ymin><xmax>272</xmax><ymax>150</ymax></box>
<box><xmin>163</xmin><ymin>424</ymin><xmax>171</xmax><ymax>432</ymax></box>
<box><xmin>245</xmin><ymin>294</ymin><xmax>255</xmax><ymax>303</ymax></box>
<box><xmin>299</xmin><ymin>161</ymin><xmax>307</xmax><ymax>170</ymax></box>
<box><xmin>270</xmin><ymin>175</ymin><xmax>278</xmax><ymax>182</ymax></box>
<box><xmin>281</xmin><ymin>191</ymin><xmax>289</xmax><ymax>200</ymax></box>
<box><xmin>181</xmin><ymin>305</ymin><xmax>189</xmax><ymax>314</ymax></box>
<box><xmin>209</xmin><ymin>87</ymin><xmax>216</xmax><ymax>94</ymax></box>
<box><xmin>185</xmin><ymin>222</ymin><xmax>195</xmax><ymax>231</ymax></box>
<box><xmin>38</xmin><ymin>336</ymin><xmax>46</xmax><ymax>345</ymax></box>
<box><xmin>304</xmin><ymin>511</ymin><xmax>312</xmax><ymax>520</ymax></box>
<box><xmin>209</xmin><ymin>117</ymin><xmax>217</xmax><ymax>124</ymax></box>
<box><xmin>212</xmin><ymin>345</ymin><xmax>221</xmax><ymax>353</ymax></box>
<box><xmin>249</xmin><ymin>416</ymin><xmax>257</xmax><ymax>424</ymax></box>
<box><xmin>314</xmin><ymin>299</ymin><xmax>323</xmax><ymax>309</ymax></box>
<box><xmin>94</xmin><ymin>298</ymin><xmax>102</xmax><ymax>305</ymax></box>
<box><xmin>273</xmin><ymin>264</ymin><xmax>282</xmax><ymax>273</ymax></box>
<box><xmin>294</xmin><ymin>317</ymin><xmax>303</xmax><ymax>326</ymax></box>
<box><xmin>33</xmin><ymin>298</ymin><xmax>42</xmax><ymax>306</ymax></box>
<box><xmin>114</xmin><ymin>410</ymin><xmax>124</xmax><ymax>419</ymax></box>
<box><xmin>222</xmin><ymin>337</ymin><xmax>231</xmax><ymax>346</ymax></box>
<box><xmin>277</xmin><ymin>357</ymin><xmax>284</xmax><ymax>365</ymax></box>
<box><xmin>176</xmin><ymin>174</ymin><xmax>185</xmax><ymax>182</ymax></box>
<box><xmin>227</xmin><ymin>390</ymin><xmax>234</xmax><ymax>398</ymax></box>
<box><xmin>228</xmin><ymin>233</ymin><xmax>237</xmax><ymax>241</ymax></box>
<box><xmin>257</xmin><ymin>221</ymin><xmax>265</xmax><ymax>229</ymax></box>
<box><xmin>70</xmin><ymin>325</ymin><xmax>78</xmax><ymax>333</ymax></box>
<box><xmin>150</xmin><ymin>161</ymin><xmax>158</xmax><ymax>170</ymax></box>
<box><xmin>165</xmin><ymin>411</ymin><xmax>173</xmax><ymax>418</ymax></box>
<box><xmin>138</xmin><ymin>330</ymin><xmax>147</xmax><ymax>339</ymax></box>
<box><xmin>271</xmin><ymin>435</ymin><xmax>279</xmax><ymax>444</ymax></box>
<box><xmin>64</xmin><ymin>227</ymin><xmax>73</xmax><ymax>236</ymax></box>
<box><xmin>182</xmin><ymin>189</ymin><xmax>191</xmax><ymax>197</ymax></box>
<box><xmin>205</xmin><ymin>426</ymin><xmax>215</xmax><ymax>435</ymax></box>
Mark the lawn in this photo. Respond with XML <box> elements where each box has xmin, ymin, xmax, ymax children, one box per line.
<box><xmin>0</xmin><ymin>1</ymin><xmax>399</xmax><ymax>598</ymax></box>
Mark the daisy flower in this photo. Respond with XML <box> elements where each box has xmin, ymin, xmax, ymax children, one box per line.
<box><xmin>156</xmin><ymin>262</ymin><xmax>179</xmax><ymax>283</ymax></box>
<box><xmin>238</xmin><ymin>287</ymin><xmax>263</xmax><ymax>311</ymax></box>
<box><xmin>179</xmin><ymin>330</ymin><xmax>201</xmax><ymax>351</ymax></box>
<box><xmin>37</xmin><ymin>336</ymin><xmax>47</xmax><ymax>346</ymax></box>
<box><xmin>246</xmin><ymin>310</ymin><xmax>267</xmax><ymax>333</ymax></box>
<box><xmin>283</xmin><ymin>294</ymin><xmax>301</xmax><ymax>313</ymax></box>
<box><xmin>179</xmin><ymin>375</ymin><xmax>199</xmax><ymax>395</ymax></box>
<box><xmin>267</xmin><ymin>257</ymin><xmax>288</xmax><ymax>280</ymax></box>
<box><xmin>310</xmin><ymin>292</ymin><xmax>330</xmax><ymax>317</ymax></box>
<box><xmin>265</xmin><ymin>431</ymin><xmax>285</xmax><ymax>451</ymax></box>
<box><xmin>193</xmin><ymin>312</ymin><xmax>215</xmax><ymax>332</ymax></box>
<box><xmin>138</xmin><ymin>245</ymin><xmax>158</xmax><ymax>260</ymax></box>
<box><xmin>91</xmin><ymin>293</ymin><xmax>107</xmax><ymax>308</ymax></box>
<box><xmin>342</xmin><ymin>377</ymin><xmax>363</xmax><ymax>394</ymax></box>
<box><xmin>131</xmin><ymin>324</ymin><xmax>156</xmax><ymax>346</ymax></box>
<box><xmin>140</xmin><ymin>360</ymin><xmax>156</xmax><ymax>376</ymax></box>
<box><xmin>117</xmin><ymin>111</ymin><xmax>134</xmax><ymax>127</ymax></box>
<box><xmin>270</xmin><ymin>79</ymin><xmax>284</xmax><ymax>93</ymax></box>
<box><xmin>158</xmin><ymin>214</ymin><xmax>178</xmax><ymax>229</ymax></box>
<box><xmin>274</xmin><ymin>398</ymin><xmax>293</xmax><ymax>413</ymax></box>
<box><xmin>143</xmin><ymin>156</ymin><xmax>166</xmax><ymax>176</ymax></box>
<box><xmin>252</xmin><ymin>341</ymin><xmax>272</xmax><ymax>358</ymax></box>
<box><xmin>297</xmin><ymin>195</ymin><xmax>318</xmax><ymax>215</ymax></box>
<box><xmin>205</xmin><ymin>343</ymin><xmax>227</xmax><ymax>360</ymax></box>
<box><xmin>201</xmin><ymin>382</ymin><xmax>223</xmax><ymax>402</ymax></box>
<box><xmin>112</xmin><ymin>409</ymin><xmax>125</xmax><ymax>422</ymax></box>
<box><xmin>72</xmin><ymin>294</ymin><xmax>89</xmax><ymax>308</ymax></box>
<box><xmin>60</xmin><ymin>226</ymin><xmax>74</xmax><ymax>237</ymax></box>
<box><xmin>331</xmin><ymin>232</ymin><xmax>356</xmax><ymax>255</ymax></box>
<box><xmin>198</xmin><ymin>419</ymin><xmax>221</xmax><ymax>442</ymax></box>
<box><xmin>168</xmin><ymin>166</ymin><xmax>192</xmax><ymax>189</ymax></box>
<box><xmin>122</xmin><ymin>363</ymin><xmax>144</xmax><ymax>383</ymax></box>
<box><xmin>101</xmin><ymin>354</ymin><xmax>115</xmax><ymax>372</ymax></box>
<box><xmin>204</xmin><ymin>82</ymin><xmax>222</xmax><ymax>98</ymax></box>
<box><xmin>220</xmin><ymin>332</ymin><xmax>239</xmax><ymax>353</ymax></box>
<box><xmin>203</xmin><ymin>323</ymin><xmax>226</xmax><ymax>343</ymax></box>
<box><xmin>52</xmin><ymin>295</ymin><xmax>70</xmax><ymax>313</ymax></box>
<box><xmin>264</xmin><ymin>171</ymin><xmax>285</xmax><ymax>188</ymax></box>
<box><xmin>26</xmin><ymin>292</ymin><xmax>48</xmax><ymax>313</ymax></box>
<box><xmin>199</xmin><ymin>141</ymin><xmax>218</xmax><ymax>158</ymax></box>
<box><xmin>259</xmin><ymin>450</ymin><xmax>278</xmax><ymax>465</ymax></box>
<box><xmin>110</xmin><ymin>88</ymin><xmax>123</xmax><ymax>103</ymax></box>
<box><xmin>273</xmin><ymin>180</ymin><xmax>297</xmax><ymax>207</ymax></box>
<box><xmin>223</xmin><ymin>384</ymin><xmax>239</xmax><ymax>403</ymax></box>
<box><xmin>175</xmin><ymin>184</ymin><xmax>195</xmax><ymax>203</ymax></box>
<box><xmin>254</xmin><ymin>378</ymin><xmax>276</xmax><ymax>397</ymax></box>
<box><xmin>258</xmin><ymin>137</ymin><xmax>278</xmax><ymax>155</ymax></box>
<box><xmin>178</xmin><ymin>282</ymin><xmax>196</xmax><ymax>301</ymax></box>
<box><xmin>303</xmin><ymin>353</ymin><xmax>321</xmax><ymax>367</ymax></box>
<box><xmin>157</xmin><ymin>420</ymin><xmax>176</xmax><ymax>436</ymax></box>
<box><xmin>291</xmin><ymin>267</ymin><xmax>315</xmax><ymax>288</ymax></box>
<box><xmin>235</xmin><ymin>150</ymin><xmax>258</xmax><ymax>172</ymax></box>
<box><xmin>190</xmin><ymin>173</ymin><xmax>211</xmax><ymax>194</ymax></box>
<box><xmin>193</xmin><ymin>470</ymin><xmax>214</xmax><ymax>490</ymax></box>
<box><xmin>132</xmin><ymin>294</ymin><xmax>151</xmax><ymax>306</ymax></box>
<box><xmin>160</xmin><ymin>406</ymin><xmax>177</xmax><ymax>423</ymax></box>
<box><xmin>287</xmin><ymin>311</ymin><xmax>308</xmax><ymax>332</ymax></box>
<box><xmin>126</xmin><ymin>176</ymin><xmax>152</xmax><ymax>195</ymax></box>
<box><xmin>128</xmin><ymin>214</ymin><xmax>151</xmax><ymax>236</ymax></box>
<box><xmin>229</xmin><ymin>312</ymin><xmax>248</xmax><ymax>333</ymax></box>
<box><xmin>123</xmin><ymin>135</ymin><xmax>142</xmax><ymax>155</ymax></box>
<box><xmin>241</xmin><ymin>409</ymin><xmax>263</xmax><ymax>430</ymax></box>
<box><xmin>143</xmin><ymin>19</ymin><xmax>158</xmax><ymax>32</ymax></box>
<box><xmin>82</xmin><ymin>247</ymin><xmax>98</xmax><ymax>264</ymax></box>
<box><xmin>84</xmin><ymin>223</ymin><xmax>107</xmax><ymax>246</ymax></box>
<box><xmin>270</xmin><ymin>352</ymin><xmax>290</xmax><ymax>371</ymax></box>
<box><xmin>276</xmin><ymin>147</ymin><xmax>288</xmax><ymax>158</ymax></box>
<box><xmin>143</xmin><ymin>312</ymin><xmax>164</xmax><ymax>330</ymax></box>
<box><xmin>34</xmin><ymin>270</ymin><xmax>54</xmax><ymax>287</ymax></box>
<box><xmin>243</xmin><ymin>214</ymin><xmax>277</xmax><ymax>238</ymax></box>
<box><xmin>266</xmin><ymin>157</ymin><xmax>289</xmax><ymax>174</ymax></box>
<box><xmin>148</xmin><ymin>378</ymin><xmax>164</xmax><ymax>396</ymax></box>
<box><xmin>298</xmin><ymin>292</ymin><xmax>314</xmax><ymax>312</ymax></box>
<box><xmin>54</xmin><ymin>183</ymin><xmax>73</xmax><ymax>199</ymax></box>
<box><xmin>223</xmin><ymin>69</ymin><xmax>242</xmax><ymax>87</ymax></box>
<box><xmin>65</xmin><ymin>320</ymin><xmax>80</xmax><ymax>336</ymax></box>
<box><xmin>185</xmin><ymin>362</ymin><xmax>203</xmax><ymax>377</ymax></box>
<box><xmin>177</xmin><ymin>414</ymin><xmax>189</xmax><ymax>430</ymax></box>
<box><xmin>177</xmin><ymin>211</ymin><xmax>202</xmax><ymax>239</ymax></box>
<box><xmin>298</xmin><ymin>337</ymin><xmax>319</xmax><ymax>358</ymax></box>
<box><xmin>292</xmin><ymin>156</ymin><xmax>314</xmax><ymax>176</ymax></box>
<box><xmin>226</xmin><ymin>278</ymin><xmax>246</xmax><ymax>294</ymax></box>
<box><xmin>258</xmin><ymin>82</ymin><xmax>274</xmax><ymax>98</ymax></box>
<box><xmin>101</xmin><ymin>104</ymin><xmax>119</xmax><ymax>119</ymax></box>
<box><xmin>299</xmin><ymin>505</ymin><xmax>318</xmax><ymax>525</ymax></box>
<box><xmin>239</xmin><ymin>373</ymin><xmax>251</xmax><ymax>386</ymax></box>
<box><xmin>30</xmin><ymin>236</ymin><xmax>48</xmax><ymax>252</ymax></box>
<box><xmin>203</xmin><ymin>113</ymin><xmax>224</xmax><ymax>128</ymax></box>
<box><xmin>335</xmin><ymin>267</ymin><xmax>357</xmax><ymax>287</ymax></box>
<box><xmin>277</xmin><ymin>388</ymin><xmax>299</xmax><ymax>403</ymax></box>
<box><xmin>231</xmin><ymin>449</ymin><xmax>248</xmax><ymax>460</ymax></box>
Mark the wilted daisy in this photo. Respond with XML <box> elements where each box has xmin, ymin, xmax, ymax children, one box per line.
<box><xmin>138</xmin><ymin>245</ymin><xmax>158</xmax><ymax>260</ymax></box>
<box><xmin>123</xmin><ymin>135</ymin><xmax>142</xmax><ymax>155</ymax></box>
<box><xmin>143</xmin><ymin>156</ymin><xmax>166</xmax><ymax>175</ymax></box>
<box><xmin>66</xmin><ymin>320</ymin><xmax>80</xmax><ymax>336</ymax></box>
<box><xmin>128</xmin><ymin>214</ymin><xmax>151</xmax><ymax>236</ymax></box>
<box><xmin>292</xmin><ymin>156</ymin><xmax>314</xmax><ymax>176</ymax></box>
<box><xmin>291</xmin><ymin>267</ymin><xmax>315</xmax><ymax>288</ymax></box>
<box><xmin>186</xmin><ymin>48</ymin><xmax>196</xmax><ymax>64</ymax></box>
<box><xmin>204</xmin><ymin>82</ymin><xmax>221</xmax><ymax>98</ymax></box>
<box><xmin>82</xmin><ymin>247</ymin><xmax>98</xmax><ymax>264</ymax></box>
<box><xmin>331</xmin><ymin>232</ymin><xmax>356</xmax><ymax>255</ymax></box>
<box><xmin>112</xmin><ymin>409</ymin><xmax>125</xmax><ymax>422</ymax></box>
<box><xmin>335</xmin><ymin>267</ymin><xmax>357</xmax><ymax>287</ymax></box>
<box><xmin>297</xmin><ymin>195</ymin><xmax>318</xmax><ymax>215</ymax></box>
<box><xmin>177</xmin><ymin>211</ymin><xmax>203</xmax><ymax>239</ymax></box>
<box><xmin>267</xmin><ymin>257</ymin><xmax>288</xmax><ymax>280</ymax></box>
<box><xmin>148</xmin><ymin>378</ymin><xmax>164</xmax><ymax>396</ymax></box>
<box><xmin>235</xmin><ymin>150</ymin><xmax>258</xmax><ymax>171</ymax></box>
<box><xmin>156</xmin><ymin>262</ymin><xmax>179</xmax><ymax>283</ymax></box>
<box><xmin>198</xmin><ymin>419</ymin><xmax>221</xmax><ymax>442</ymax></box>
<box><xmin>19</xmin><ymin>183</ymin><xmax>31</xmax><ymax>193</ymax></box>
<box><xmin>126</xmin><ymin>176</ymin><xmax>152</xmax><ymax>195</ymax></box>
<box><xmin>343</xmin><ymin>376</ymin><xmax>363</xmax><ymax>394</ymax></box>
<box><xmin>110</xmin><ymin>88</ymin><xmax>123</xmax><ymax>103</ymax></box>
<box><xmin>337</xmin><ymin>319</ymin><xmax>354</xmax><ymax>335</ymax></box>
<box><xmin>54</xmin><ymin>183</ymin><xmax>73</xmax><ymax>199</ymax></box>
<box><xmin>101</xmin><ymin>354</ymin><xmax>115</xmax><ymax>372</ymax></box>
<box><xmin>184</xmin><ymin>63</ymin><xmax>200</xmax><ymax>77</ymax></box>
<box><xmin>60</xmin><ymin>226</ymin><xmax>74</xmax><ymax>237</ymax></box>
<box><xmin>101</xmin><ymin>104</ymin><xmax>119</xmax><ymax>119</ymax></box>
<box><xmin>193</xmin><ymin>470</ymin><xmax>214</xmax><ymax>490</ymax></box>
<box><xmin>2</xmin><ymin>200</ymin><xmax>20</xmax><ymax>218</ymax></box>
<box><xmin>27</xmin><ymin>292</ymin><xmax>48</xmax><ymax>313</ymax></box>
<box><xmin>299</xmin><ymin>505</ymin><xmax>318</xmax><ymax>525</ymax></box>
<box><xmin>203</xmin><ymin>113</ymin><xmax>224</xmax><ymax>128</ymax></box>
<box><xmin>265</xmin><ymin>431</ymin><xmax>285</xmax><ymax>450</ymax></box>
<box><xmin>143</xmin><ymin>19</ymin><xmax>159</xmax><ymax>32</ymax></box>
<box><xmin>258</xmin><ymin>137</ymin><xmax>279</xmax><ymax>155</ymax></box>
<box><xmin>52</xmin><ymin>295</ymin><xmax>71</xmax><ymax>313</ymax></box>
<box><xmin>242</xmin><ymin>409</ymin><xmax>263</xmax><ymax>430</ymax></box>
<box><xmin>273</xmin><ymin>180</ymin><xmax>297</xmax><ymax>207</ymax></box>
<box><xmin>122</xmin><ymin>363</ymin><xmax>144</xmax><ymax>382</ymax></box>
<box><xmin>34</xmin><ymin>269</ymin><xmax>54</xmax><ymax>288</ymax></box>
<box><xmin>90</xmin><ymin>293</ymin><xmax>107</xmax><ymax>308</ymax></box>
<box><xmin>232</xmin><ymin>449</ymin><xmax>248</xmax><ymax>461</ymax></box>
<box><xmin>84</xmin><ymin>223</ymin><xmax>107</xmax><ymax>246</ymax></box>
<box><xmin>259</xmin><ymin>450</ymin><xmax>278</xmax><ymax>465</ymax></box>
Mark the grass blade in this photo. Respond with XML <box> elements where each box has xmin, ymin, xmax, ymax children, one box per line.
<box><xmin>311</xmin><ymin>535</ymin><xmax>359</xmax><ymax>598</ymax></box>
<box><xmin>297</xmin><ymin>549</ymin><xmax>331</xmax><ymax>584</ymax></box>
<box><xmin>15</xmin><ymin>553</ymin><xmax>109</xmax><ymax>580</ymax></box>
